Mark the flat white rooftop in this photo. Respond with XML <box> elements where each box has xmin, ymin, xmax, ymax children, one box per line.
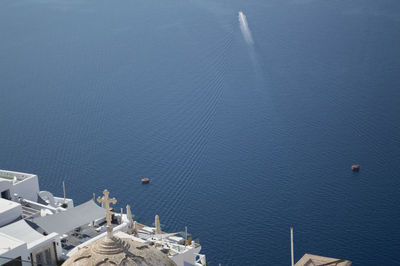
<box><xmin>0</xmin><ymin>169</ymin><xmax>35</xmax><ymax>183</ymax></box>
<box><xmin>0</xmin><ymin>220</ymin><xmax>44</xmax><ymax>244</ymax></box>
<box><xmin>0</xmin><ymin>198</ymin><xmax>21</xmax><ymax>213</ymax></box>
<box><xmin>0</xmin><ymin>232</ymin><xmax>25</xmax><ymax>255</ymax></box>
<box><xmin>0</xmin><ymin>198</ymin><xmax>22</xmax><ymax>227</ymax></box>
<box><xmin>140</xmin><ymin>227</ymin><xmax>155</xmax><ymax>234</ymax></box>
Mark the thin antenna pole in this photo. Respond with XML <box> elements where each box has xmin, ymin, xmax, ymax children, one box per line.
<box><xmin>291</xmin><ymin>226</ymin><xmax>294</xmax><ymax>266</ymax></box>
<box><xmin>62</xmin><ymin>181</ymin><xmax>66</xmax><ymax>204</ymax></box>
<box><xmin>185</xmin><ymin>226</ymin><xmax>188</xmax><ymax>246</ymax></box>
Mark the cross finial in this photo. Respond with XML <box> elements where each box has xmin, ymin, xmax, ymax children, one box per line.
<box><xmin>97</xmin><ymin>189</ymin><xmax>117</xmax><ymax>238</ymax></box>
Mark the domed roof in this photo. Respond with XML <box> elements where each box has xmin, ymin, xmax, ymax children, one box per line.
<box><xmin>62</xmin><ymin>235</ymin><xmax>177</xmax><ymax>266</ymax></box>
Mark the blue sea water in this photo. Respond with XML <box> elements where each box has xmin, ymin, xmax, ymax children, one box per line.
<box><xmin>1</xmin><ymin>0</ymin><xmax>400</xmax><ymax>264</ymax></box>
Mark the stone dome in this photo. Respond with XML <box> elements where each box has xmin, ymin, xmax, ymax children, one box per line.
<box><xmin>62</xmin><ymin>235</ymin><xmax>177</xmax><ymax>266</ymax></box>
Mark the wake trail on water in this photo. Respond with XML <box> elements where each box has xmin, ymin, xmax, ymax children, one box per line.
<box><xmin>238</xmin><ymin>11</ymin><xmax>254</xmax><ymax>45</ymax></box>
<box><xmin>238</xmin><ymin>11</ymin><xmax>266</xmax><ymax>92</ymax></box>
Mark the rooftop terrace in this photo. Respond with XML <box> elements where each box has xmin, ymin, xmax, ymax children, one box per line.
<box><xmin>0</xmin><ymin>170</ymin><xmax>35</xmax><ymax>183</ymax></box>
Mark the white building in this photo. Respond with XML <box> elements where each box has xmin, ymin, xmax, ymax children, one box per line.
<box><xmin>0</xmin><ymin>170</ymin><xmax>207</xmax><ymax>266</ymax></box>
<box><xmin>0</xmin><ymin>169</ymin><xmax>72</xmax><ymax>265</ymax></box>
<box><xmin>0</xmin><ymin>170</ymin><xmax>39</xmax><ymax>203</ymax></box>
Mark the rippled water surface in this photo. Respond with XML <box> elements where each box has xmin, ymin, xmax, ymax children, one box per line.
<box><xmin>1</xmin><ymin>0</ymin><xmax>400</xmax><ymax>264</ymax></box>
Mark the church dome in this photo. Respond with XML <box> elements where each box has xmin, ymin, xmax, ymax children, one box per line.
<box><xmin>62</xmin><ymin>235</ymin><xmax>177</xmax><ymax>266</ymax></box>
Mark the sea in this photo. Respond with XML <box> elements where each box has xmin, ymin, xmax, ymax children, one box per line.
<box><xmin>1</xmin><ymin>0</ymin><xmax>400</xmax><ymax>265</ymax></box>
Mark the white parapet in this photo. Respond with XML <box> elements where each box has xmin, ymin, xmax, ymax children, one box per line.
<box><xmin>0</xmin><ymin>232</ymin><xmax>28</xmax><ymax>260</ymax></box>
<box><xmin>0</xmin><ymin>169</ymin><xmax>40</xmax><ymax>202</ymax></box>
<box><xmin>0</xmin><ymin>198</ymin><xmax>22</xmax><ymax>227</ymax></box>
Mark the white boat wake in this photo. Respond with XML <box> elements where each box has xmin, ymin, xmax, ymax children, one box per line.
<box><xmin>238</xmin><ymin>11</ymin><xmax>254</xmax><ymax>45</ymax></box>
<box><xmin>237</xmin><ymin>11</ymin><xmax>268</xmax><ymax>94</ymax></box>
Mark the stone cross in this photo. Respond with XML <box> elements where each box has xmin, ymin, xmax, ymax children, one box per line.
<box><xmin>97</xmin><ymin>189</ymin><xmax>117</xmax><ymax>238</ymax></box>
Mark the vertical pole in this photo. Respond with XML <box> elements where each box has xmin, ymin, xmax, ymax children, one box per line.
<box><xmin>185</xmin><ymin>226</ymin><xmax>188</xmax><ymax>246</ymax></box>
<box><xmin>133</xmin><ymin>221</ymin><xmax>137</xmax><ymax>235</ymax></box>
<box><xmin>291</xmin><ymin>226</ymin><xmax>294</xmax><ymax>266</ymax></box>
<box><xmin>120</xmin><ymin>208</ymin><xmax>123</xmax><ymax>224</ymax></box>
<box><xmin>91</xmin><ymin>192</ymin><xmax>96</xmax><ymax>227</ymax></box>
<box><xmin>62</xmin><ymin>181</ymin><xmax>66</xmax><ymax>204</ymax></box>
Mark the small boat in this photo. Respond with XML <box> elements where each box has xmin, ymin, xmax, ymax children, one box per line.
<box><xmin>141</xmin><ymin>177</ymin><xmax>150</xmax><ymax>184</ymax></box>
<box><xmin>352</xmin><ymin>165</ymin><xmax>360</xmax><ymax>171</ymax></box>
